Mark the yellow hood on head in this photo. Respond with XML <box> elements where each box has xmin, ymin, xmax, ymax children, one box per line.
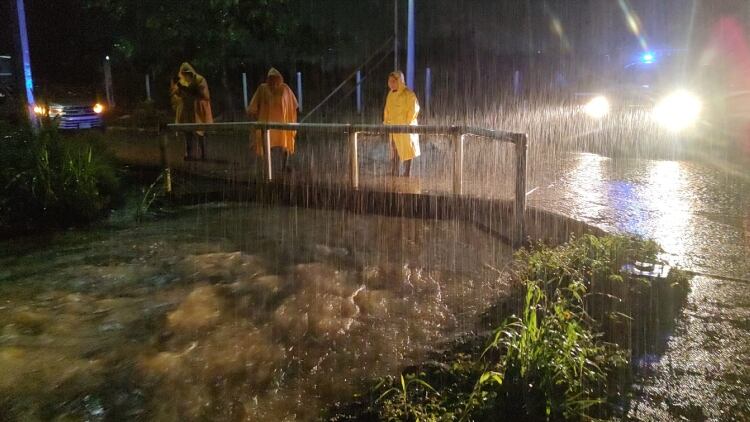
<box><xmin>180</xmin><ymin>62</ymin><xmax>197</xmax><ymax>76</ymax></box>
<box><xmin>179</xmin><ymin>62</ymin><xmax>204</xmax><ymax>85</ymax></box>
<box><xmin>389</xmin><ymin>70</ymin><xmax>406</xmax><ymax>91</ymax></box>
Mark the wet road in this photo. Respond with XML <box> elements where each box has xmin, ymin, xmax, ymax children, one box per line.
<box><xmin>526</xmin><ymin>153</ymin><xmax>750</xmax><ymax>421</ymax></box>
<box><xmin>106</xmin><ymin>129</ymin><xmax>750</xmax><ymax>420</ymax></box>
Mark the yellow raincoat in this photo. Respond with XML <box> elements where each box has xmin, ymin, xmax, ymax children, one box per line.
<box><xmin>384</xmin><ymin>72</ymin><xmax>420</xmax><ymax>161</ymax></box>
<box><xmin>169</xmin><ymin>78</ymin><xmax>187</xmax><ymax>124</ymax></box>
<box><xmin>177</xmin><ymin>62</ymin><xmax>213</xmax><ymax>135</ymax></box>
<box><xmin>248</xmin><ymin>68</ymin><xmax>299</xmax><ymax>155</ymax></box>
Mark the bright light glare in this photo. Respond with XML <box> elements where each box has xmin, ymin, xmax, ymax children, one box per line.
<box><xmin>93</xmin><ymin>103</ymin><xmax>104</xmax><ymax>114</ymax></box>
<box><xmin>641</xmin><ymin>52</ymin><xmax>655</xmax><ymax>63</ymax></box>
<box><xmin>653</xmin><ymin>90</ymin><xmax>702</xmax><ymax>132</ymax></box>
<box><xmin>583</xmin><ymin>96</ymin><xmax>610</xmax><ymax>119</ymax></box>
<box><xmin>33</xmin><ymin>105</ymin><xmax>45</xmax><ymax>115</ymax></box>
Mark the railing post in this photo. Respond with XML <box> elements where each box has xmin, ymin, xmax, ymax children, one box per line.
<box><xmin>514</xmin><ymin>133</ymin><xmax>528</xmax><ymax>246</ymax></box>
<box><xmin>263</xmin><ymin>128</ymin><xmax>272</xmax><ymax>182</ymax></box>
<box><xmin>159</xmin><ymin>133</ymin><xmax>172</xmax><ymax>194</ymax></box>
<box><xmin>452</xmin><ymin>130</ymin><xmax>464</xmax><ymax>194</ymax></box>
<box><xmin>348</xmin><ymin>129</ymin><xmax>359</xmax><ymax>189</ymax></box>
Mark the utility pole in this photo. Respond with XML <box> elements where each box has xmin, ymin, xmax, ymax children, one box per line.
<box><xmin>9</xmin><ymin>0</ymin><xmax>38</xmax><ymax>127</ymax></box>
<box><xmin>406</xmin><ymin>0</ymin><xmax>415</xmax><ymax>89</ymax></box>
<box><xmin>394</xmin><ymin>0</ymin><xmax>399</xmax><ymax>71</ymax></box>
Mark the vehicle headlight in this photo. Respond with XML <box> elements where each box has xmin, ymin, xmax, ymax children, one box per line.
<box><xmin>583</xmin><ymin>96</ymin><xmax>610</xmax><ymax>119</ymax></box>
<box><xmin>653</xmin><ymin>90</ymin><xmax>702</xmax><ymax>132</ymax></box>
<box><xmin>33</xmin><ymin>105</ymin><xmax>45</xmax><ymax>115</ymax></box>
<box><xmin>93</xmin><ymin>103</ymin><xmax>104</xmax><ymax>114</ymax></box>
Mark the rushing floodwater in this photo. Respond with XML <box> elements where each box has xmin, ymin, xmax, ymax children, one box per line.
<box><xmin>0</xmin><ymin>204</ymin><xmax>513</xmax><ymax>420</ymax></box>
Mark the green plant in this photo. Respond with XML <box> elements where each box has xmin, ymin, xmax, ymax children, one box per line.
<box><xmin>134</xmin><ymin>173</ymin><xmax>165</xmax><ymax>222</ymax></box>
<box><xmin>364</xmin><ymin>278</ymin><xmax>623</xmax><ymax>422</ymax></box>
<box><xmin>0</xmin><ymin>124</ymin><xmax>122</xmax><ymax>234</ymax></box>
<box><xmin>329</xmin><ymin>235</ymin><xmax>689</xmax><ymax>421</ymax></box>
<box><xmin>515</xmin><ymin>234</ymin><xmax>690</xmax><ymax>355</ymax></box>
<box><xmin>375</xmin><ymin>374</ymin><xmax>441</xmax><ymax>422</ymax></box>
<box><xmin>477</xmin><ymin>280</ymin><xmax>625</xmax><ymax>420</ymax></box>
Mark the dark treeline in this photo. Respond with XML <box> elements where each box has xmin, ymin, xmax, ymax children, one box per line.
<box><xmin>1</xmin><ymin>0</ymin><xmax>748</xmax><ymax>121</ymax></box>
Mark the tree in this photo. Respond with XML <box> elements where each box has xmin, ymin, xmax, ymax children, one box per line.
<box><xmin>84</xmin><ymin>0</ymin><xmax>389</xmax><ymax>114</ymax></box>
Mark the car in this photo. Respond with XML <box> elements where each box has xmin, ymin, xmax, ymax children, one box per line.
<box><xmin>34</xmin><ymin>87</ymin><xmax>107</xmax><ymax>131</ymax></box>
<box><xmin>567</xmin><ymin>49</ymin><xmax>723</xmax><ymax>157</ymax></box>
<box><xmin>578</xmin><ymin>50</ymin><xmax>703</xmax><ymax>131</ymax></box>
<box><xmin>0</xmin><ymin>55</ymin><xmax>106</xmax><ymax>130</ymax></box>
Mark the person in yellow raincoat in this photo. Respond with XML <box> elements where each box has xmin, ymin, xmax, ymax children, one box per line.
<box><xmin>383</xmin><ymin>70</ymin><xmax>420</xmax><ymax>177</ymax></box>
<box><xmin>247</xmin><ymin>68</ymin><xmax>298</xmax><ymax>171</ymax></box>
<box><xmin>174</xmin><ymin>62</ymin><xmax>213</xmax><ymax>160</ymax></box>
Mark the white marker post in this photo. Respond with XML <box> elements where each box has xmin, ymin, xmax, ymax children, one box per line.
<box><xmin>356</xmin><ymin>70</ymin><xmax>362</xmax><ymax>114</ymax></box>
<box><xmin>425</xmin><ymin>67</ymin><xmax>431</xmax><ymax>115</ymax></box>
<box><xmin>242</xmin><ymin>72</ymin><xmax>249</xmax><ymax>109</ymax></box>
<box><xmin>104</xmin><ymin>56</ymin><xmax>114</xmax><ymax>107</ymax></box>
<box><xmin>145</xmin><ymin>74</ymin><xmax>151</xmax><ymax>101</ymax></box>
<box><xmin>296</xmin><ymin>71</ymin><xmax>303</xmax><ymax>112</ymax></box>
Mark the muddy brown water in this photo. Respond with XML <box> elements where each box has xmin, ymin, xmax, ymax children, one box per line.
<box><xmin>0</xmin><ymin>204</ymin><xmax>513</xmax><ymax>420</ymax></box>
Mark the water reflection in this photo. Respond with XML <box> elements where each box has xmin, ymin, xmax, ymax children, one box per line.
<box><xmin>566</xmin><ymin>153</ymin><xmax>609</xmax><ymax>223</ymax></box>
<box><xmin>643</xmin><ymin>161</ymin><xmax>694</xmax><ymax>262</ymax></box>
<box><xmin>609</xmin><ymin>160</ymin><xmax>694</xmax><ymax>264</ymax></box>
<box><xmin>549</xmin><ymin>154</ymin><xmax>704</xmax><ymax>269</ymax></box>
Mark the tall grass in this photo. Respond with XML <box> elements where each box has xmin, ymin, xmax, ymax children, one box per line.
<box><xmin>328</xmin><ymin>235</ymin><xmax>690</xmax><ymax>421</ymax></box>
<box><xmin>0</xmin><ymin>123</ymin><xmax>121</xmax><ymax>234</ymax></box>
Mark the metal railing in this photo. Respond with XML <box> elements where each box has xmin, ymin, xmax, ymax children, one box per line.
<box><xmin>168</xmin><ymin>122</ymin><xmax>528</xmax><ymax>241</ymax></box>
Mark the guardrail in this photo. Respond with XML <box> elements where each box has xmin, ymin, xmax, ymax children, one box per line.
<box><xmin>168</xmin><ymin>122</ymin><xmax>528</xmax><ymax>242</ymax></box>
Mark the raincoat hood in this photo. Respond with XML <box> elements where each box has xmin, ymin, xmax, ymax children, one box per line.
<box><xmin>267</xmin><ymin>67</ymin><xmax>284</xmax><ymax>83</ymax></box>
<box><xmin>179</xmin><ymin>62</ymin><xmax>204</xmax><ymax>85</ymax></box>
<box><xmin>389</xmin><ymin>71</ymin><xmax>406</xmax><ymax>91</ymax></box>
<box><xmin>180</xmin><ymin>62</ymin><xmax>197</xmax><ymax>76</ymax></box>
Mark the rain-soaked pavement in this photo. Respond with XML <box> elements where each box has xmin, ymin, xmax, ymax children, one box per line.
<box><xmin>4</xmin><ymin>127</ymin><xmax>748</xmax><ymax>420</ymax></box>
<box><xmin>527</xmin><ymin>153</ymin><xmax>750</xmax><ymax>421</ymax></box>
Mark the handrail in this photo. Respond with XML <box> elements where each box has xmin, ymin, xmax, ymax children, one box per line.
<box><xmin>168</xmin><ymin>122</ymin><xmax>521</xmax><ymax>143</ymax></box>
<box><xmin>167</xmin><ymin>121</ymin><xmax>528</xmax><ymax>244</ymax></box>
